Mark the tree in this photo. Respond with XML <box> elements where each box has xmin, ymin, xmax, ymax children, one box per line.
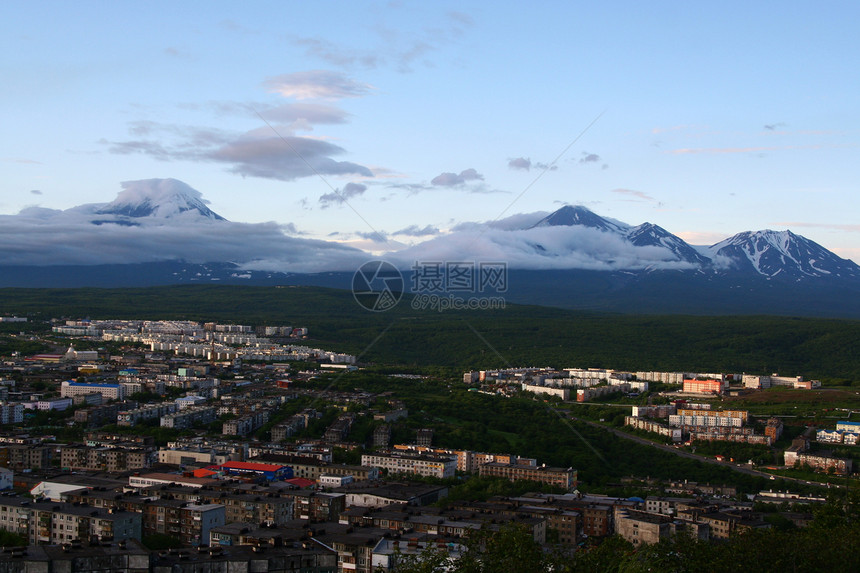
<box><xmin>0</xmin><ymin>528</ymin><xmax>27</xmax><ymax>547</ymax></box>
<box><xmin>142</xmin><ymin>533</ymin><xmax>183</xmax><ymax>550</ymax></box>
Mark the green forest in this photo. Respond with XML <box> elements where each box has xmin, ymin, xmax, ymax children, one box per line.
<box><xmin>2</xmin><ymin>285</ymin><xmax>859</xmax><ymax>380</ymax></box>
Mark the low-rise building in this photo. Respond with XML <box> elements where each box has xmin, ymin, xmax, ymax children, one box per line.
<box><xmin>218</xmin><ymin>461</ymin><xmax>292</xmax><ymax>481</ymax></box>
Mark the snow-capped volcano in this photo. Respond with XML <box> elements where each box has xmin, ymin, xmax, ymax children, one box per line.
<box><xmin>96</xmin><ymin>178</ymin><xmax>226</xmax><ymax>220</ymax></box>
<box><xmin>1</xmin><ymin>184</ymin><xmax>858</xmax><ymax>316</ymax></box>
<box><xmin>524</xmin><ymin>206</ymin><xmax>707</xmax><ymax>267</ymax></box>
<box><xmin>531</xmin><ymin>205</ymin><xmax>629</xmax><ymax>233</ymax></box>
<box><xmin>708</xmin><ymin>230</ymin><xmax>860</xmax><ymax>279</ymax></box>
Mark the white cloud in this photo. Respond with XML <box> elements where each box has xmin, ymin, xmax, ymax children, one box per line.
<box><xmin>430</xmin><ymin>168</ymin><xmax>483</xmax><ymax>187</ymax></box>
<box><xmin>386</xmin><ymin>225</ymin><xmax>697</xmax><ymax>271</ymax></box>
<box><xmin>0</xmin><ymin>181</ymin><xmax>366</xmax><ymax>273</ymax></box>
<box><xmin>0</xmin><ymin>180</ymin><xmax>711</xmax><ymax>274</ymax></box>
<box><xmin>319</xmin><ymin>182</ymin><xmax>369</xmax><ymax>207</ymax></box>
<box><xmin>262</xmin><ymin>70</ymin><xmax>373</xmax><ymax>100</ymax></box>
<box><xmin>395</xmin><ymin>224</ymin><xmax>440</xmax><ymax>237</ymax></box>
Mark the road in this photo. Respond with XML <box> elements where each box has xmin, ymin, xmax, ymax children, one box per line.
<box><xmin>567</xmin><ymin>414</ymin><xmax>838</xmax><ymax>489</ymax></box>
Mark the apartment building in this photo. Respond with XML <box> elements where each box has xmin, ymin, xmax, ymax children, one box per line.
<box><xmin>3</xmin><ymin>444</ymin><xmax>51</xmax><ymax>471</ymax></box>
<box><xmin>624</xmin><ymin>416</ymin><xmax>683</xmax><ymax>442</ymax></box>
<box><xmin>250</xmin><ymin>454</ymin><xmax>380</xmax><ymax>482</ymax></box>
<box><xmin>160</xmin><ymin>406</ymin><xmax>217</xmax><ymax>429</ymax></box>
<box><xmin>478</xmin><ymin>461</ymin><xmax>578</xmax><ymax>490</ymax></box>
<box><xmin>614</xmin><ymin>508</ymin><xmax>673</xmax><ymax>545</ymax></box>
<box><xmin>74</xmin><ymin>403</ymin><xmax>119</xmax><ymax>428</ymax></box>
<box><xmin>60</xmin><ymin>444</ymin><xmax>154</xmax><ymax>472</ymax></box>
<box><xmin>669</xmin><ymin>409</ymin><xmax>747</xmax><ymax>428</ymax></box>
<box><xmin>0</xmin><ymin>402</ymin><xmax>23</xmax><ymax>424</ymax></box>
<box><xmin>118</xmin><ymin>403</ymin><xmax>178</xmax><ymax>427</ymax></box>
<box><xmin>142</xmin><ymin>500</ymin><xmax>225</xmax><ymax>546</ymax></box>
<box><xmin>0</xmin><ymin>498</ymin><xmax>141</xmax><ymax>545</ymax></box>
<box><xmin>61</xmin><ymin>381</ymin><xmax>125</xmax><ymax>401</ymax></box>
<box><xmin>682</xmin><ymin>379</ymin><xmax>726</xmax><ymax>394</ymax></box>
<box><xmin>288</xmin><ymin>491</ymin><xmax>346</xmax><ymax>522</ymax></box>
<box><xmin>361</xmin><ymin>452</ymin><xmax>457</xmax><ymax>479</ymax></box>
<box><xmin>223</xmin><ymin>409</ymin><xmax>271</xmax><ymax>437</ymax></box>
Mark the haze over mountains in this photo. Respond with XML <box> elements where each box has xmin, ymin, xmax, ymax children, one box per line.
<box><xmin>2</xmin><ymin>179</ymin><xmax>858</xmax><ymax>317</ymax></box>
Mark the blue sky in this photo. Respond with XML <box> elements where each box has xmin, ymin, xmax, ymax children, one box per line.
<box><xmin>2</xmin><ymin>1</ymin><xmax>858</xmax><ymax>262</ymax></box>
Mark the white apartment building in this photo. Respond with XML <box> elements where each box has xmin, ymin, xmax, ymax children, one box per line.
<box><xmin>60</xmin><ymin>381</ymin><xmax>124</xmax><ymax>401</ymax></box>
<box><xmin>361</xmin><ymin>452</ymin><xmax>457</xmax><ymax>479</ymax></box>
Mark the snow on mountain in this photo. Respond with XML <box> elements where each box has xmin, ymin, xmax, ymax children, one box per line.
<box><xmin>708</xmin><ymin>230</ymin><xmax>860</xmax><ymax>279</ymax></box>
<box><xmin>96</xmin><ymin>178</ymin><xmax>226</xmax><ymax>220</ymax></box>
<box><xmin>1</xmin><ymin>181</ymin><xmax>856</xmax><ymax>283</ymax></box>
<box><xmin>530</xmin><ymin>205</ymin><xmax>630</xmax><ymax>233</ymax></box>
<box><xmin>625</xmin><ymin>222</ymin><xmax>711</xmax><ymax>267</ymax></box>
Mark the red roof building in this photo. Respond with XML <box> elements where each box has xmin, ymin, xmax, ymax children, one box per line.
<box><xmin>218</xmin><ymin>461</ymin><xmax>292</xmax><ymax>480</ymax></box>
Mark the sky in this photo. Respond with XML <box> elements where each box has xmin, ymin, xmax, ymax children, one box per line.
<box><xmin>2</xmin><ymin>1</ymin><xmax>859</xmax><ymax>263</ymax></box>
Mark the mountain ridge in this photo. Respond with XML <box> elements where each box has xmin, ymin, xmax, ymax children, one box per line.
<box><xmin>2</xmin><ymin>181</ymin><xmax>859</xmax><ymax>317</ymax></box>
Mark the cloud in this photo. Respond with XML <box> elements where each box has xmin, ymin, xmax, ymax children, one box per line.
<box><xmin>291</xmin><ymin>10</ymin><xmax>473</xmax><ymax>74</ymax></box>
<box><xmin>30</xmin><ymin>190</ymin><xmax>42</xmax><ymax>195</ymax></box>
<box><xmin>106</xmin><ymin>122</ymin><xmax>373</xmax><ymax>182</ymax></box>
<box><xmin>386</xmin><ymin>182</ymin><xmax>434</xmax><ymax>194</ymax></box>
<box><xmin>386</xmin><ymin>224</ymin><xmax>698</xmax><ymax>271</ymax></box>
<box><xmin>450</xmin><ymin>211</ymin><xmax>550</xmax><ymax>232</ymax></box>
<box><xmin>611</xmin><ymin>188</ymin><xmax>655</xmax><ymax>202</ymax></box>
<box><xmin>508</xmin><ymin>157</ymin><xmax>532</xmax><ymax>171</ymax></box>
<box><xmin>262</xmin><ymin>103</ymin><xmax>350</xmax><ymax>127</ymax></box>
<box><xmin>431</xmin><ymin>168</ymin><xmax>483</xmax><ymax>187</ymax></box>
<box><xmin>447</xmin><ymin>11</ymin><xmax>474</xmax><ymax>28</ymax></box>
<box><xmin>208</xmin><ymin>136</ymin><xmax>372</xmax><ymax>181</ymax></box>
<box><xmin>262</xmin><ymin>70</ymin><xmax>373</xmax><ymax>100</ymax></box>
<box><xmin>579</xmin><ymin>152</ymin><xmax>601</xmax><ymax>164</ymax></box>
<box><xmin>0</xmin><ymin>179</ymin><xmax>713</xmax><ymax>273</ymax></box>
<box><xmin>394</xmin><ymin>224</ymin><xmax>440</xmax><ymax>237</ymax></box>
<box><xmin>507</xmin><ymin>157</ymin><xmax>558</xmax><ymax>172</ymax></box>
<box><xmin>0</xmin><ymin>180</ymin><xmax>367</xmax><ymax>273</ymax></box>
<box><xmin>279</xmin><ymin>222</ymin><xmax>305</xmax><ymax>235</ymax></box>
<box><xmin>355</xmin><ymin>230</ymin><xmax>388</xmax><ymax>243</ymax></box>
<box><xmin>319</xmin><ymin>182</ymin><xmax>368</xmax><ymax>207</ymax></box>
<box><xmin>164</xmin><ymin>47</ymin><xmax>190</xmax><ymax>59</ymax></box>
<box><xmin>293</xmin><ymin>37</ymin><xmax>381</xmax><ymax>70</ymax></box>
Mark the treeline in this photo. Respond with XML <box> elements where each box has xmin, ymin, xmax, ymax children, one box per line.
<box><xmin>2</xmin><ymin>285</ymin><xmax>860</xmax><ymax>380</ymax></box>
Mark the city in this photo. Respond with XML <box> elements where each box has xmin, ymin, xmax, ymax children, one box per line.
<box><xmin>0</xmin><ymin>313</ymin><xmax>856</xmax><ymax>571</ymax></box>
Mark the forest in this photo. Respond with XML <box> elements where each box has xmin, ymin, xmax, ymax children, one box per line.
<box><xmin>2</xmin><ymin>285</ymin><xmax>859</xmax><ymax>380</ymax></box>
